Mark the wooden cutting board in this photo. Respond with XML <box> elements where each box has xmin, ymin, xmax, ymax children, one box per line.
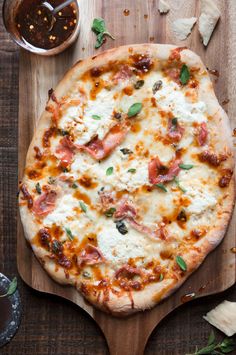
<box><xmin>17</xmin><ymin>1</ymin><xmax>236</xmax><ymax>354</ymax></box>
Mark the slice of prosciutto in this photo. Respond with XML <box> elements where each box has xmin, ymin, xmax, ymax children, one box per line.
<box><xmin>78</xmin><ymin>124</ymin><xmax>128</xmax><ymax>160</ymax></box>
<box><xmin>78</xmin><ymin>244</ymin><xmax>105</xmax><ymax>267</ymax></box>
<box><xmin>32</xmin><ymin>190</ymin><xmax>57</xmax><ymax>217</ymax></box>
<box><xmin>115</xmin><ymin>265</ymin><xmax>143</xmax><ymax>279</ymax></box>
<box><xmin>148</xmin><ymin>157</ymin><xmax>181</xmax><ymax>184</ymax></box>
<box><xmin>114</xmin><ymin>199</ymin><xmax>165</xmax><ymax>239</ymax></box>
<box><xmin>167</xmin><ymin>118</ymin><xmax>185</xmax><ymax>142</ymax></box>
<box><xmin>113</xmin><ymin>65</ymin><xmax>133</xmax><ymax>83</ymax></box>
<box><xmin>56</xmin><ymin>136</ymin><xmax>75</xmax><ymax>167</ymax></box>
<box><xmin>197</xmin><ymin>122</ymin><xmax>208</xmax><ymax>146</ymax></box>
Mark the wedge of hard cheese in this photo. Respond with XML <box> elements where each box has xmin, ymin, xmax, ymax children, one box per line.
<box><xmin>199</xmin><ymin>0</ymin><xmax>221</xmax><ymax>46</ymax></box>
<box><xmin>203</xmin><ymin>301</ymin><xmax>236</xmax><ymax>337</ymax></box>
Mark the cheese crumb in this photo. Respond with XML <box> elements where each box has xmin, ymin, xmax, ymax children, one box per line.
<box><xmin>199</xmin><ymin>0</ymin><xmax>221</xmax><ymax>46</ymax></box>
<box><xmin>172</xmin><ymin>17</ymin><xmax>197</xmax><ymax>41</ymax></box>
<box><xmin>203</xmin><ymin>301</ymin><xmax>236</xmax><ymax>337</ymax></box>
<box><xmin>158</xmin><ymin>0</ymin><xmax>170</xmax><ymax>14</ymax></box>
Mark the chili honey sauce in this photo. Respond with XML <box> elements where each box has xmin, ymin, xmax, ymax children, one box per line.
<box><xmin>15</xmin><ymin>0</ymin><xmax>78</xmax><ymax>50</ymax></box>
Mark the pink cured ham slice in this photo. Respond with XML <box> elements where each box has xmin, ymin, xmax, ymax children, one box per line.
<box><xmin>77</xmin><ymin>244</ymin><xmax>105</xmax><ymax>267</ymax></box>
<box><xmin>148</xmin><ymin>157</ymin><xmax>182</xmax><ymax>184</ymax></box>
<box><xmin>197</xmin><ymin>122</ymin><xmax>208</xmax><ymax>146</ymax></box>
<box><xmin>167</xmin><ymin>118</ymin><xmax>184</xmax><ymax>142</ymax></box>
<box><xmin>32</xmin><ymin>190</ymin><xmax>57</xmax><ymax>217</ymax></box>
<box><xmin>56</xmin><ymin>136</ymin><xmax>75</xmax><ymax>167</ymax></box>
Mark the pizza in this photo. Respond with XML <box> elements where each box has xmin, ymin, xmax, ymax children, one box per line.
<box><xmin>19</xmin><ymin>44</ymin><xmax>234</xmax><ymax>315</ymax></box>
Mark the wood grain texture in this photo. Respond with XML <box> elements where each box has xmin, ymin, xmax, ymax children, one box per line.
<box><xmin>16</xmin><ymin>1</ymin><xmax>236</xmax><ymax>354</ymax></box>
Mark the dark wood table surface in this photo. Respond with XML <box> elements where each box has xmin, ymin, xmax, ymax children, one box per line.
<box><xmin>0</xmin><ymin>2</ymin><xmax>235</xmax><ymax>354</ymax></box>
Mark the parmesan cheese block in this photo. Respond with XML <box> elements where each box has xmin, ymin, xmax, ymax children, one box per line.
<box><xmin>203</xmin><ymin>301</ymin><xmax>236</xmax><ymax>337</ymax></box>
<box><xmin>158</xmin><ymin>0</ymin><xmax>170</xmax><ymax>14</ymax></box>
<box><xmin>172</xmin><ymin>17</ymin><xmax>197</xmax><ymax>41</ymax></box>
<box><xmin>199</xmin><ymin>0</ymin><xmax>221</xmax><ymax>46</ymax></box>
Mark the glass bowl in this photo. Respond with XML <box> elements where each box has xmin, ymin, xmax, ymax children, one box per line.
<box><xmin>2</xmin><ymin>0</ymin><xmax>80</xmax><ymax>56</ymax></box>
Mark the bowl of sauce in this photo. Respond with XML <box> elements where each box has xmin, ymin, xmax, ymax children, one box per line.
<box><xmin>3</xmin><ymin>0</ymin><xmax>80</xmax><ymax>55</ymax></box>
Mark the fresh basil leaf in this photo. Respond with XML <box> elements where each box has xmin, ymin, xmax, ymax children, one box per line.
<box><xmin>127</xmin><ymin>168</ymin><xmax>136</xmax><ymax>173</ymax></box>
<box><xmin>152</xmin><ymin>80</ymin><xmax>163</xmax><ymax>94</ymax></box>
<box><xmin>82</xmin><ymin>271</ymin><xmax>91</xmax><ymax>279</ymax></box>
<box><xmin>115</xmin><ymin>220</ymin><xmax>128</xmax><ymax>235</ymax></box>
<box><xmin>92</xmin><ymin>114</ymin><xmax>101</xmax><ymax>120</ymax></box>
<box><xmin>172</xmin><ymin>117</ymin><xmax>178</xmax><ymax>126</ymax></box>
<box><xmin>0</xmin><ymin>277</ymin><xmax>18</xmax><ymax>298</ymax></box>
<box><xmin>35</xmin><ymin>182</ymin><xmax>41</xmax><ymax>194</ymax></box>
<box><xmin>120</xmin><ymin>148</ymin><xmax>133</xmax><ymax>155</ymax></box>
<box><xmin>92</xmin><ymin>18</ymin><xmax>106</xmax><ymax>34</ymax></box>
<box><xmin>62</xmin><ymin>167</ymin><xmax>69</xmax><ymax>173</ymax></box>
<box><xmin>176</xmin><ymin>255</ymin><xmax>187</xmax><ymax>271</ymax></box>
<box><xmin>106</xmin><ymin>166</ymin><xmax>113</xmax><ymax>176</ymax></box>
<box><xmin>65</xmin><ymin>227</ymin><xmax>74</xmax><ymax>241</ymax></box>
<box><xmin>174</xmin><ymin>176</ymin><xmax>187</xmax><ymax>193</ymax></box>
<box><xmin>134</xmin><ymin>80</ymin><xmax>145</xmax><ymax>89</ymax></box>
<box><xmin>207</xmin><ymin>330</ymin><xmax>216</xmax><ymax>346</ymax></box>
<box><xmin>127</xmin><ymin>102</ymin><xmax>142</xmax><ymax>117</ymax></box>
<box><xmin>95</xmin><ymin>32</ymin><xmax>105</xmax><ymax>49</ymax></box>
<box><xmin>104</xmin><ymin>207</ymin><xmax>116</xmax><ymax>217</ymax></box>
<box><xmin>71</xmin><ymin>183</ymin><xmax>78</xmax><ymax>189</ymax></box>
<box><xmin>220</xmin><ymin>338</ymin><xmax>235</xmax><ymax>353</ymax></box>
<box><xmin>180</xmin><ymin>64</ymin><xmax>190</xmax><ymax>85</ymax></box>
<box><xmin>155</xmin><ymin>183</ymin><xmax>167</xmax><ymax>192</ymax></box>
<box><xmin>159</xmin><ymin>273</ymin><xmax>164</xmax><ymax>281</ymax></box>
<box><xmin>196</xmin><ymin>344</ymin><xmax>217</xmax><ymax>354</ymax></box>
<box><xmin>79</xmin><ymin>201</ymin><xmax>87</xmax><ymax>213</ymax></box>
<box><xmin>179</xmin><ymin>164</ymin><xmax>194</xmax><ymax>170</ymax></box>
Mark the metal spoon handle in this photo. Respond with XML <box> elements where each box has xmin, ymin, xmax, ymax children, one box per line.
<box><xmin>52</xmin><ymin>0</ymin><xmax>75</xmax><ymax>15</ymax></box>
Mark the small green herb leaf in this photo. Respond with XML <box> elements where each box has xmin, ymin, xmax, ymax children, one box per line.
<box><xmin>115</xmin><ymin>220</ymin><xmax>128</xmax><ymax>235</ymax></box>
<box><xmin>172</xmin><ymin>117</ymin><xmax>178</xmax><ymax>126</ymax></box>
<box><xmin>220</xmin><ymin>338</ymin><xmax>235</xmax><ymax>353</ymax></box>
<box><xmin>207</xmin><ymin>331</ymin><xmax>215</xmax><ymax>346</ymax></box>
<box><xmin>51</xmin><ymin>240</ymin><xmax>63</xmax><ymax>255</ymax></box>
<box><xmin>92</xmin><ymin>18</ymin><xmax>115</xmax><ymax>49</ymax></box>
<box><xmin>159</xmin><ymin>273</ymin><xmax>164</xmax><ymax>281</ymax></box>
<box><xmin>180</xmin><ymin>64</ymin><xmax>190</xmax><ymax>85</ymax></box>
<box><xmin>155</xmin><ymin>183</ymin><xmax>168</xmax><ymax>192</ymax></box>
<box><xmin>176</xmin><ymin>255</ymin><xmax>187</xmax><ymax>271</ymax></box>
<box><xmin>79</xmin><ymin>201</ymin><xmax>87</xmax><ymax>213</ymax></box>
<box><xmin>179</xmin><ymin>164</ymin><xmax>194</xmax><ymax>170</ymax></box>
<box><xmin>127</xmin><ymin>103</ymin><xmax>143</xmax><ymax>117</ymax></box>
<box><xmin>174</xmin><ymin>176</ymin><xmax>187</xmax><ymax>193</ymax></box>
<box><xmin>134</xmin><ymin>80</ymin><xmax>145</xmax><ymax>89</ymax></box>
<box><xmin>104</xmin><ymin>207</ymin><xmax>116</xmax><ymax>217</ymax></box>
<box><xmin>152</xmin><ymin>80</ymin><xmax>163</xmax><ymax>94</ymax></box>
<box><xmin>71</xmin><ymin>183</ymin><xmax>78</xmax><ymax>189</ymax></box>
<box><xmin>127</xmin><ymin>168</ymin><xmax>136</xmax><ymax>173</ymax></box>
<box><xmin>120</xmin><ymin>148</ymin><xmax>133</xmax><ymax>155</ymax></box>
<box><xmin>0</xmin><ymin>277</ymin><xmax>18</xmax><ymax>298</ymax></box>
<box><xmin>48</xmin><ymin>177</ymin><xmax>56</xmax><ymax>185</ymax></box>
<box><xmin>92</xmin><ymin>114</ymin><xmax>101</xmax><ymax>120</ymax></box>
<box><xmin>65</xmin><ymin>227</ymin><xmax>74</xmax><ymax>241</ymax></box>
<box><xmin>35</xmin><ymin>182</ymin><xmax>41</xmax><ymax>194</ymax></box>
<box><xmin>106</xmin><ymin>166</ymin><xmax>113</xmax><ymax>176</ymax></box>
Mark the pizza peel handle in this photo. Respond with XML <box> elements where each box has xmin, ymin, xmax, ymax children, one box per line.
<box><xmin>93</xmin><ymin>306</ymin><xmax>173</xmax><ymax>355</ymax></box>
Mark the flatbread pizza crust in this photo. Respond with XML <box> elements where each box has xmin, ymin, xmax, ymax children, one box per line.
<box><xmin>19</xmin><ymin>44</ymin><xmax>235</xmax><ymax>315</ymax></box>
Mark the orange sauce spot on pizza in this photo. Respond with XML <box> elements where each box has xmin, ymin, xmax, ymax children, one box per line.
<box><xmin>79</xmin><ymin>175</ymin><xmax>98</xmax><ymax>189</ymax></box>
<box><xmin>51</xmin><ymin>224</ymin><xmax>64</xmax><ymax>239</ymax></box>
<box><xmin>26</xmin><ymin>168</ymin><xmax>42</xmax><ymax>180</ymax></box>
<box><xmin>73</xmin><ymin>190</ymin><xmax>91</xmax><ymax>205</ymax></box>
<box><xmin>151</xmin><ymin>97</ymin><xmax>157</xmax><ymax>107</ymax></box>
<box><xmin>122</xmin><ymin>86</ymin><xmax>133</xmax><ymax>96</ymax></box>
<box><xmin>160</xmin><ymin>248</ymin><xmax>174</xmax><ymax>260</ymax></box>
<box><xmin>78</xmin><ymin>233</ymin><xmax>97</xmax><ymax>251</ymax></box>
<box><xmin>131</xmin><ymin>121</ymin><xmax>141</xmax><ymax>133</ymax></box>
<box><xmin>92</xmin><ymin>265</ymin><xmax>103</xmax><ymax>280</ymax></box>
<box><xmin>116</xmin><ymin>190</ymin><xmax>129</xmax><ymax>199</ymax></box>
<box><xmin>90</xmin><ymin>79</ymin><xmax>105</xmax><ymax>100</ymax></box>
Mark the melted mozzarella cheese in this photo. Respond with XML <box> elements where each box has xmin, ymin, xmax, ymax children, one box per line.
<box><xmin>43</xmin><ymin>194</ymin><xmax>79</xmax><ymax>225</ymax></box>
<box><xmin>154</xmin><ymin>79</ymin><xmax>207</xmax><ymax>124</ymax></box>
<box><xmin>97</xmin><ymin>219</ymin><xmax>162</xmax><ymax>265</ymax></box>
<box><xmin>186</xmin><ymin>184</ymin><xmax>216</xmax><ymax>214</ymax></box>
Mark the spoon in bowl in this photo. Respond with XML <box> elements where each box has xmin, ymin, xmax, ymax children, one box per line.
<box><xmin>40</xmin><ymin>0</ymin><xmax>75</xmax><ymax>31</ymax></box>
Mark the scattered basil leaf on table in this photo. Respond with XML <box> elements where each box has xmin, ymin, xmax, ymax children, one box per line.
<box><xmin>91</xmin><ymin>18</ymin><xmax>115</xmax><ymax>49</ymax></box>
<box><xmin>180</xmin><ymin>64</ymin><xmax>190</xmax><ymax>85</ymax></box>
<box><xmin>0</xmin><ymin>277</ymin><xmax>17</xmax><ymax>298</ymax></box>
<box><xmin>127</xmin><ymin>103</ymin><xmax>143</xmax><ymax>117</ymax></box>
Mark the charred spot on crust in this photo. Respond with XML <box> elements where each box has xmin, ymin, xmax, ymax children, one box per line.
<box><xmin>219</xmin><ymin>169</ymin><xmax>233</xmax><ymax>187</ymax></box>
